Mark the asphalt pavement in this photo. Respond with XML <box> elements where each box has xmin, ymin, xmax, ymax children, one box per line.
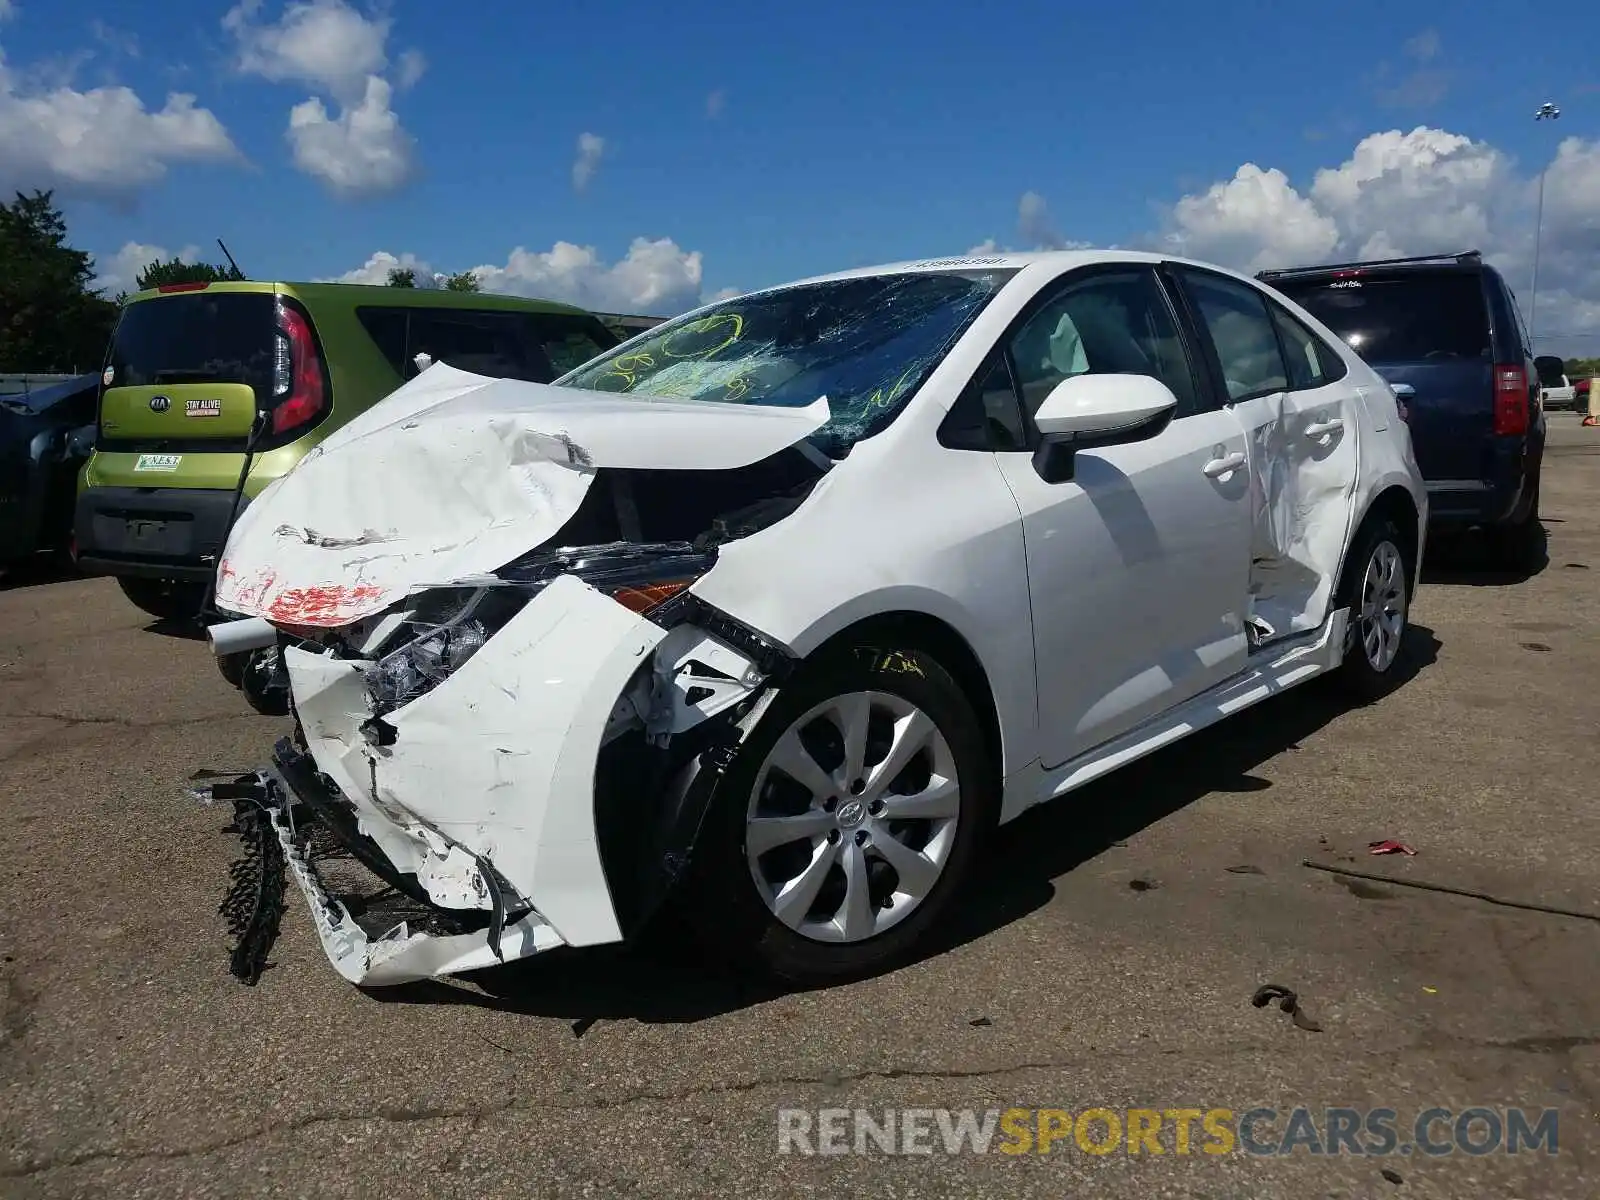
<box><xmin>2</xmin><ymin>415</ymin><xmax>1597</xmax><ymax>1198</ymax></box>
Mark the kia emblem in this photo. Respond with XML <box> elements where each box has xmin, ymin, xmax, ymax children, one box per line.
<box><xmin>149</xmin><ymin>395</ymin><xmax>171</xmax><ymax>413</ymax></box>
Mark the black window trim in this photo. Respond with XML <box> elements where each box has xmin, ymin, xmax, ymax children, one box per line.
<box><xmin>938</xmin><ymin>261</ymin><xmax>1214</xmax><ymax>453</ymax></box>
<box><xmin>1169</xmin><ymin>263</ymin><xmax>1297</xmax><ymax>407</ymax></box>
<box><xmin>1262</xmin><ymin>294</ymin><xmax>1349</xmax><ymax>391</ymax></box>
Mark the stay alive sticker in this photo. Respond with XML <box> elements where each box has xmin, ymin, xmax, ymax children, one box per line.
<box><xmin>185</xmin><ymin>398</ymin><xmax>223</xmax><ymax>418</ymax></box>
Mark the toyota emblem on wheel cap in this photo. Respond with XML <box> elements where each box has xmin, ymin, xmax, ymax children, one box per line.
<box><xmin>149</xmin><ymin>395</ymin><xmax>171</xmax><ymax>413</ymax></box>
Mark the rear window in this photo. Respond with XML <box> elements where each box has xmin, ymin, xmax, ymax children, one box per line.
<box><xmin>1271</xmin><ymin>272</ymin><xmax>1490</xmax><ymax>363</ymax></box>
<box><xmin>107</xmin><ymin>293</ymin><xmax>277</xmax><ymax>399</ymax></box>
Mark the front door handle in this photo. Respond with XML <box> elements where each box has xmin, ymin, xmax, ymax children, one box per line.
<box><xmin>1305</xmin><ymin>417</ymin><xmax>1344</xmax><ymax>439</ymax></box>
<box><xmin>1203</xmin><ymin>451</ymin><xmax>1246</xmax><ymax>479</ymax></box>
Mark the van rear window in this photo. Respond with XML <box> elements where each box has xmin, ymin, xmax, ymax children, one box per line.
<box><xmin>1272</xmin><ymin>273</ymin><xmax>1490</xmax><ymax>364</ymax></box>
<box><xmin>107</xmin><ymin>293</ymin><xmax>277</xmax><ymax>399</ymax></box>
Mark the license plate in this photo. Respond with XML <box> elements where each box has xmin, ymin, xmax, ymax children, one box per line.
<box><xmin>134</xmin><ymin>453</ymin><xmax>182</xmax><ymax>472</ymax></box>
<box><xmin>126</xmin><ymin>519</ymin><xmax>170</xmax><ymax>544</ymax></box>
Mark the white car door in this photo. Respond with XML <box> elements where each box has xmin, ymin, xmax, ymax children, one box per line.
<box><xmin>981</xmin><ymin>265</ymin><xmax>1255</xmax><ymax>769</ymax></box>
<box><xmin>1174</xmin><ymin>267</ymin><xmax>1361</xmax><ymax>642</ymax></box>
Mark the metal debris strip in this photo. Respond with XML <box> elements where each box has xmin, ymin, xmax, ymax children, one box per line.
<box><xmin>210</xmin><ymin>782</ymin><xmax>288</xmax><ymax>986</ymax></box>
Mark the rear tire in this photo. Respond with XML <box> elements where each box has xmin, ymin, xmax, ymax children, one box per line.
<box><xmin>116</xmin><ymin>576</ymin><xmax>206</xmax><ymax>622</ymax></box>
<box><xmin>1334</xmin><ymin>517</ymin><xmax>1413</xmax><ymax>705</ymax></box>
<box><xmin>684</xmin><ymin>642</ymin><xmax>998</xmax><ymax>986</ymax></box>
<box><xmin>1486</xmin><ymin>479</ymin><xmax>1541</xmax><ymax>571</ymax></box>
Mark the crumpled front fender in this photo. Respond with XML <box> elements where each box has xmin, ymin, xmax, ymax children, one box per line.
<box><xmin>287</xmin><ymin>574</ymin><xmax>683</xmax><ymax>950</ymax></box>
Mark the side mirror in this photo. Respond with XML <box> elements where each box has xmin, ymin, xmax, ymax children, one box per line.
<box><xmin>1033</xmin><ymin>373</ymin><xmax>1178</xmax><ymax>439</ymax></box>
<box><xmin>1030</xmin><ymin>374</ymin><xmax>1177</xmax><ymax>484</ymax></box>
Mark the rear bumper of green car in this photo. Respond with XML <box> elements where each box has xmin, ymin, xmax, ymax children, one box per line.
<box><xmin>74</xmin><ymin>484</ymin><xmax>248</xmax><ymax>582</ymax></box>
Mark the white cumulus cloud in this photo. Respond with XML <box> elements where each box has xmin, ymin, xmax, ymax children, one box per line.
<box><xmin>288</xmin><ymin>74</ymin><xmax>416</xmax><ymax>198</ymax></box>
<box><xmin>332</xmin><ymin>238</ymin><xmax>708</xmax><ymax>315</ymax></box>
<box><xmin>326</xmin><ymin>248</ymin><xmax>436</xmax><ymax>286</ymax></box>
<box><xmin>572</xmin><ymin>132</ymin><xmax>605</xmax><ymax>193</ymax></box>
<box><xmin>225</xmin><ymin>0</ymin><xmax>389</xmax><ymax>102</ymax></box>
<box><xmin>1163</xmin><ymin>163</ymin><xmax>1340</xmax><ymax>272</ymax></box>
<box><xmin>0</xmin><ymin>57</ymin><xmax>239</xmax><ymax>200</ymax></box>
<box><xmin>1152</xmin><ymin>125</ymin><xmax>1600</xmax><ymax>347</ymax></box>
<box><xmin>225</xmin><ymin>0</ymin><xmax>422</xmax><ymax>196</ymax></box>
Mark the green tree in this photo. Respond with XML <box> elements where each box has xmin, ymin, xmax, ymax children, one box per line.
<box><xmin>386</xmin><ymin>266</ymin><xmax>418</xmax><ymax>287</ymax></box>
<box><xmin>0</xmin><ymin>190</ymin><xmax>119</xmax><ymax>372</ymax></box>
<box><xmin>1566</xmin><ymin>357</ymin><xmax>1600</xmax><ymax>379</ymax></box>
<box><xmin>442</xmin><ymin>270</ymin><xmax>481</xmax><ymax>293</ymax></box>
<box><xmin>134</xmin><ymin>257</ymin><xmax>246</xmax><ymax>291</ymax></box>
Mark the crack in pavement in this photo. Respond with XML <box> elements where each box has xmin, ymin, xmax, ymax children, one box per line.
<box><xmin>5</xmin><ymin>1032</ymin><xmax>1595</xmax><ymax>1179</ymax></box>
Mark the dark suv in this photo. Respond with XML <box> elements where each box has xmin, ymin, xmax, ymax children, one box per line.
<box><xmin>1258</xmin><ymin>250</ymin><xmax>1544</xmax><ymax>565</ymax></box>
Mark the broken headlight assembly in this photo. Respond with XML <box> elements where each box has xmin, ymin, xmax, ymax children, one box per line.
<box><xmin>365</xmin><ymin>541</ymin><xmax>717</xmax><ymax>713</ymax></box>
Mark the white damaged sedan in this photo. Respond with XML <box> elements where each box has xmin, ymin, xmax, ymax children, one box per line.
<box><xmin>203</xmin><ymin>250</ymin><xmax>1426</xmax><ymax>988</ymax></box>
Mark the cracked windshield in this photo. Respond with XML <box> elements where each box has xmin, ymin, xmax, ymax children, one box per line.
<box><xmin>559</xmin><ymin>268</ymin><xmax>1018</xmax><ymax>455</ymax></box>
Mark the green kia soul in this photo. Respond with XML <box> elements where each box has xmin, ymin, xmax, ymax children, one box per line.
<box><xmin>76</xmin><ymin>282</ymin><xmax>621</xmax><ymax>620</ymax></box>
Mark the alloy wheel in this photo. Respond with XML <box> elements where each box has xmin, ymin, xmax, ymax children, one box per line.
<box><xmin>1359</xmin><ymin>540</ymin><xmax>1407</xmax><ymax>672</ymax></box>
<box><xmin>745</xmin><ymin>690</ymin><xmax>961</xmax><ymax>943</ymax></box>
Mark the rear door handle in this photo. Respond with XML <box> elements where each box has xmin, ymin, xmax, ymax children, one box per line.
<box><xmin>1203</xmin><ymin>451</ymin><xmax>1246</xmax><ymax>479</ymax></box>
<box><xmin>1390</xmin><ymin>383</ymin><xmax>1416</xmax><ymax>398</ymax></box>
<box><xmin>1305</xmin><ymin>417</ymin><xmax>1344</xmax><ymax>439</ymax></box>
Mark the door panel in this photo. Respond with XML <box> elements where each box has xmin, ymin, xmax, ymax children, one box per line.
<box><xmin>1177</xmin><ymin>268</ymin><xmax>1360</xmax><ymax>640</ymax></box>
<box><xmin>998</xmin><ymin>411</ymin><xmax>1254</xmax><ymax>767</ymax></box>
<box><xmin>986</xmin><ymin>265</ymin><xmax>1253</xmax><ymax>769</ymax></box>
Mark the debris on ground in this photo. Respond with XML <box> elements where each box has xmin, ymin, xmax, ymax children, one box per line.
<box><xmin>1251</xmin><ymin>983</ymin><xmax>1323</xmax><ymax>1032</ymax></box>
<box><xmin>1368</xmin><ymin>840</ymin><xmax>1417</xmax><ymax>856</ymax></box>
<box><xmin>1226</xmin><ymin>864</ymin><xmax>1266</xmax><ymax>875</ymax></box>
<box><xmin>217</xmin><ymin>795</ymin><xmax>286</xmax><ymax>986</ymax></box>
<box><xmin>968</xmin><ymin>1016</ymin><xmax>993</xmax><ymax>1027</ymax></box>
<box><xmin>1127</xmin><ymin>878</ymin><xmax>1158</xmax><ymax>892</ymax></box>
<box><xmin>1380</xmin><ymin>1166</ymin><xmax>1404</xmax><ymax>1185</ymax></box>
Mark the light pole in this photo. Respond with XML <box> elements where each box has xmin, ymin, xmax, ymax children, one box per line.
<box><xmin>1530</xmin><ymin>102</ymin><xmax>1561</xmax><ymax>344</ymax></box>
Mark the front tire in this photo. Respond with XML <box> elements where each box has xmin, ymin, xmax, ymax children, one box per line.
<box><xmin>686</xmin><ymin>643</ymin><xmax>997</xmax><ymax>986</ymax></box>
<box><xmin>1334</xmin><ymin>517</ymin><xmax>1412</xmax><ymax>704</ymax></box>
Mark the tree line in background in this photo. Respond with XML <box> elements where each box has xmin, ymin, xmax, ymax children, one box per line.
<box><xmin>0</xmin><ymin>190</ymin><xmax>484</xmax><ymax>372</ymax></box>
<box><xmin>385</xmin><ymin>265</ymin><xmax>482</xmax><ymax>291</ymax></box>
<box><xmin>1</xmin><ymin>187</ymin><xmax>1597</xmax><ymax>374</ymax></box>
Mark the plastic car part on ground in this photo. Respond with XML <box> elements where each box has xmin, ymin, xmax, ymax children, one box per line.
<box><xmin>213</xmin><ymin>362</ymin><xmax>831</xmax><ymax>628</ymax></box>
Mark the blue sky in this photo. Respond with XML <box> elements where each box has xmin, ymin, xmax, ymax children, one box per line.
<box><xmin>2</xmin><ymin>0</ymin><xmax>1596</xmax><ymax>345</ymax></box>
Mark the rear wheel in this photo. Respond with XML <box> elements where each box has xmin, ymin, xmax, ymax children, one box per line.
<box><xmin>116</xmin><ymin>576</ymin><xmax>206</xmax><ymax>622</ymax></box>
<box><xmin>1486</xmin><ymin>479</ymin><xmax>1541</xmax><ymax>570</ymax></box>
<box><xmin>1334</xmin><ymin>517</ymin><xmax>1412</xmax><ymax>704</ymax></box>
<box><xmin>685</xmin><ymin>643</ymin><xmax>997</xmax><ymax>985</ymax></box>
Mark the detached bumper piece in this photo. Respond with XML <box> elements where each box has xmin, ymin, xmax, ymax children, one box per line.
<box><xmin>191</xmin><ymin>742</ymin><xmax>566</xmax><ymax>988</ymax></box>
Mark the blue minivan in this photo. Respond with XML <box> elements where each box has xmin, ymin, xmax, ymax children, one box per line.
<box><xmin>1258</xmin><ymin>250</ymin><xmax>1545</xmax><ymax>566</ymax></box>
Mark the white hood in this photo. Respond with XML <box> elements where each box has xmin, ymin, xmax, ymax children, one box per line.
<box><xmin>215</xmin><ymin>363</ymin><xmax>830</xmax><ymax>628</ymax></box>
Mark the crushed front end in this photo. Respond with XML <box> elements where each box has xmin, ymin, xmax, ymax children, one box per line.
<box><xmin>196</xmin><ymin>540</ymin><xmax>794</xmax><ymax>987</ymax></box>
